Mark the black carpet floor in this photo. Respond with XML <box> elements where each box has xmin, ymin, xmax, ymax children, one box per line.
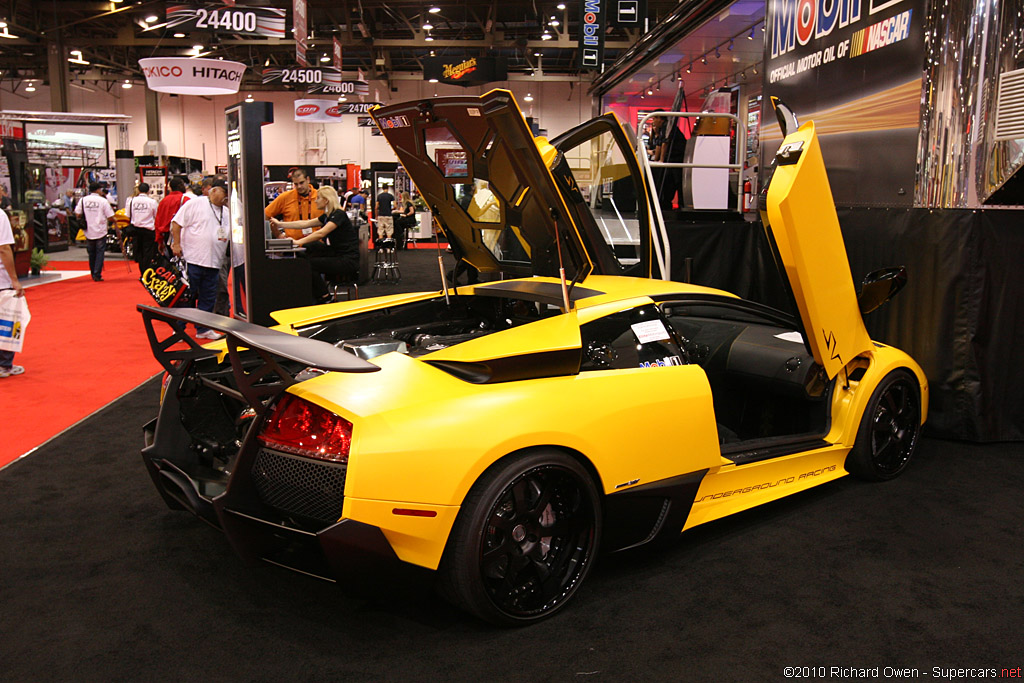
<box><xmin>3</xmin><ymin>254</ymin><xmax>1023</xmax><ymax>680</ymax></box>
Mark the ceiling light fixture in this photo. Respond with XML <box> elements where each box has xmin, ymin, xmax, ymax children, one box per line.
<box><xmin>429</xmin><ymin>78</ymin><xmax>438</xmax><ymax>83</ymax></box>
<box><xmin>647</xmin><ymin>88</ymin><xmax>653</xmax><ymax>95</ymax></box>
<box><xmin>728</xmin><ymin>40</ymin><xmax>734</xmax><ymax>50</ymax></box>
<box><xmin>550</xmin><ymin>19</ymin><xmax>559</xmax><ymax>27</ymax></box>
<box><xmin>245</xmin><ymin>93</ymin><xmax>254</xmax><ymax>102</ymax></box>
<box><xmin>714</xmin><ymin>47</ymin><xmax>721</xmax><ymax>58</ymax></box>
<box><xmin>422</xmin><ymin>22</ymin><xmax>433</xmax><ymax>30</ymax></box>
<box><xmin>145</xmin><ymin>14</ymin><xmax>158</xmax><ymax>23</ymax></box>
<box><xmin>122</xmin><ymin>80</ymin><xmax>133</xmax><ymax>89</ymax></box>
<box><xmin>686</xmin><ymin>63</ymin><xmax>692</xmax><ymax>73</ymax></box>
<box><xmin>25</xmin><ymin>84</ymin><xmax>36</xmax><ymax>92</ymax></box>
<box><xmin>523</xmin><ymin>93</ymin><xmax>533</xmax><ymax>102</ymax></box>
<box><xmin>701</xmin><ymin>55</ymin><xmax>707</xmax><ymax>64</ymax></box>
<box><xmin>173</xmin><ymin>32</ymin><xmax>185</xmax><ymax>38</ymax></box>
<box><xmin>0</xmin><ymin>21</ymin><xmax>6</xmax><ymax>28</ymax></box>
<box><xmin>429</xmin><ymin>6</ymin><xmax>441</xmax><ymax>13</ymax></box>
<box><xmin>0</xmin><ymin>26</ymin><xmax>18</xmax><ymax>39</ymax></box>
<box><xmin>557</xmin><ymin>2</ymin><xmax>566</xmax><ymax>8</ymax></box>
<box><xmin>541</xmin><ymin>31</ymin><xmax>552</xmax><ymax>40</ymax></box>
<box><xmin>748</xmin><ymin>29</ymin><xmax>755</xmax><ymax>40</ymax></box>
<box><xmin>425</xmin><ymin>34</ymin><xmax>434</xmax><ymax>41</ymax></box>
<box><xmin>192</xmin><ymin>44</ymin><xmax>203</xmax><ymax>51</ymax></box>
<box><xmin>320</xmin><ymin>54</ymin><xmax>331</xmax><ymax>62</ymax></box>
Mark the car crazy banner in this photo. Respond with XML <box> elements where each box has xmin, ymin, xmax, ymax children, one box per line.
<box><xmin>263</xmin><ymin>66</ymin><xmax>341</xmax><ymax>88</ymax></box>
<box><xmin>294</xmin><ymin>100</ymin><xmax>382</xmax><ymax>122</ymax></box>
<box><xmin>762</xmin><ymin>0</ymin><xmax>926</xmax><ymax>207</ymax></box>
<box><xmin>165</xmin><ymin>3</ymin><xmax>285</xmax><ymax>38</ymax></box>
<box><xmin>422</xmin><ymin>57</ymin><xmax>508</xmax><ymax>87</ymax></box>
<box><xmin>140</xmin><ymin>58</ymin><xmax>246</xmax><ymax>95</ymax></box>
<box><xmin>578</xmin><ymin>0</ymin><xmax>607</xmax><ymax>69</ymax></box>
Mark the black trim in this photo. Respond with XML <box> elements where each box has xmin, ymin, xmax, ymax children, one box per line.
<box><xmin>473</xmin><ymin>280</ymin><xmax>604</xmax><ymax>306</ymax></box>
<box><xmin>425</xmin><ymin>348</ymin><xmax>582</xmax><ymax>384</ymax></box>
<box><xmin>723</xmin><ymin>437</ymin><xmax>832</xmax><ymax>466</ymax></box>
<box><xmin>603</xmin><ymin>470</ymin><xmax>708</xmax><ymax>552</ymax></box>
<box><xmin>654</xmin><ymin>293</ymin><xmax>799</xmax><ymax>330</ymax></box>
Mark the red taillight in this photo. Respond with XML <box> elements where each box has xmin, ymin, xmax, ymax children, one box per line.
<box><xmin>258</xmin><ymin>393</ymin><xmax>353</xmax><ymax>463</ymax></box>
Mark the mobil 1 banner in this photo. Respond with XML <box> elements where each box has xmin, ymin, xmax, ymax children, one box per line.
<box><xmin>165</xmin><ymin>3</ymin><xmax>286</xmax><ymax>38</ymax></box>
<box><xmin>307</xmin><ymin>80</ymin><xmax>369</xmax><ymax>96</ymax></box>
<box><xmin>578</xmin><ymin>0</ymin><xmax>607</xmax><ymax>69</ymax></box>
<box><xmin>762</xmin><ymin>0</ymin><xmax>926</xmax><ymax>207</ymax></box>
<box><xmin>262</xmin><ymin>67</ymin><xmax>341</xmax><ymax>89</ymax></box>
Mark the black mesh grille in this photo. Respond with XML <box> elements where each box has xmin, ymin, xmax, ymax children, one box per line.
<box><xmin>251</xmin><ymin>448</ymin><xmax>347</xmax><ymax>524</ymax></box>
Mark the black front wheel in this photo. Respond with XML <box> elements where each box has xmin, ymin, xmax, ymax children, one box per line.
<box><xmin>845</xmin><ymin>369</ymin><xmax>921</xmax><ymax>481</ymax></box>
<box><xmin>439</xmin><ymin>450</ymin><xmax>601</xmax><ymax>626</ymax></box>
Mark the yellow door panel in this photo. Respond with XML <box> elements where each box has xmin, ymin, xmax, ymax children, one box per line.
<box><xmin>764</xmin><ymin>121</ymin><xmax>872</xmax><ymax>380</ymax></box>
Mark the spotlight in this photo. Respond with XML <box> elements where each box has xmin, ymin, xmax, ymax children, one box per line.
<box><xmin>748</xmin><ymin>29</ymin><xmax>755</xmax><ymax>40</ymax></box>
<box><xmin>701</xmin><ymin>55</ymin><xmax>707</xmax><ymax>64</ymax></box>
<box><xmin>728</xmin><ymin>40</ymin><xmax>734</xmax><ymax>50</ymax></box>
<box><xmin>714</xmin><ymin>47</ymin><xmax>721</xmax><ymax>58</ymax></box>
<box><xmin>686</xmin><ymin>63</ymin><xmax>692</xmax><ymax>73</ymax></box>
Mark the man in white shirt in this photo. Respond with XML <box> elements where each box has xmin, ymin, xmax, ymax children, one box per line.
<box><xmin>74</xmin><ymin>182</ymin><xmax>115</xmax><ymax>281</ymax></box>
<box><xmin>126</xmin><ymin>182</ymin><xmax>159</xmax><ymax>268</ymax></box>
<box><xmin>0</xmin><ymin>208</ymin><xmax>25</xmax><ymax>377</ymax></box>
<box><xmin>170</xmin><ymin>178</ymin><xmax>230</xmax><ymax>340</ymax></box>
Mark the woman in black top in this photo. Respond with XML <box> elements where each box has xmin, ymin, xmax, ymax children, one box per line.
<box><xmin>270</xmin><ymin>185</ymin><xmax>360</xmax><ymax>303</ymax></box>
<box><xmin>395</xmin><ymin>190</ymin><xmax>416</xmax><ymax>247</ymax></box>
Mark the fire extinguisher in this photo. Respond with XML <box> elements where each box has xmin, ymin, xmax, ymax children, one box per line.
<box><xmin>743</xmin><ymin>179</ymin><xmax>753</xmax><ymax>212</ymax></box>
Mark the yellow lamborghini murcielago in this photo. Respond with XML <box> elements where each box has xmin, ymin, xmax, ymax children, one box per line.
<box><xmin>139</xmin><ymin>92</ymin><xmax>926</xmax><ymax>625</ymax></box>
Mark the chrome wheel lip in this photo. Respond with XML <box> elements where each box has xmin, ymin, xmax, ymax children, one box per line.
<box><xmin>478</xmin><ymin>464</ymin><xmax>597</xmax><ymax>619</ymax></box>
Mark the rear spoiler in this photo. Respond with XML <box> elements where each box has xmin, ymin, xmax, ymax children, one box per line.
<box><xmin>139</xmin><ymin>305</ymin><xmax>379</xmax><ymax>408</ymax></box>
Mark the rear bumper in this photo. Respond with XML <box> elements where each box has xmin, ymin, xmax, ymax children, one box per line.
<box><xmin>142</xmin><ymin>418</ymin><xmax>409</xmax><ymax>584</ymax></box>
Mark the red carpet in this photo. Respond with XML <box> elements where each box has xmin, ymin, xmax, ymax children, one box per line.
<box><xmin>0</xmin><ymin>259</ymin><xmax>168</xmax><ymax>468</ymax></box>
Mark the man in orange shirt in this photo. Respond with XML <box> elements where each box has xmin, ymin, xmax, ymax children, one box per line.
<box><xmin>265</xmin><ymin>167</ymin><xmax>321</xmax><ymax>240</ymax></box>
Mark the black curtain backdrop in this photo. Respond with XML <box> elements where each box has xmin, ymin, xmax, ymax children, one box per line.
<box><xmin>665</xmin><ymin>208</ymin><xmax>1024</xmax><ymax>442</ymax></box>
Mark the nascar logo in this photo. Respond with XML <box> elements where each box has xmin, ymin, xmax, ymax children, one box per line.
<box><xmin>849</xmin><ymin>9</ymin><xmax>912</xmax><ymax>57</ymax></box>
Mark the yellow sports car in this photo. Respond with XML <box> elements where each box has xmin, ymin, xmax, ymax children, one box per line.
<box><xmin>139</xmin><ymin>92</ymin><xmax>926</xmax><ymax>626</ymax></box>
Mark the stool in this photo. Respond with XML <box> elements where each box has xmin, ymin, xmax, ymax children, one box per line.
<box><xmin>372</xmin><ymin>238</ymin><xmax>401</xmax><ymax>284</ymax></box>
<box><xmin>325</xmin><ymin>275</ymin><xmax>359</xmax><ymax>302</ymax></box>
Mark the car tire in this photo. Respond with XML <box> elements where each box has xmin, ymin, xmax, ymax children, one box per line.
<box><xmin>438</xmin><ymin>449</ymin><xmax>602</xmax><ymax>626</ymax></box>
<box><xmin>845</xmin><ymin>369</ymin><xmax>922</xmax><ymax>481</ymax></box>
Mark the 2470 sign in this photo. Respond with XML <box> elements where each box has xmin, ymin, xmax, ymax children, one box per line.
<box><xmin>165</xmin><ymin>4</ymin><xmax>286</xmax><ymax>38</ymax></box>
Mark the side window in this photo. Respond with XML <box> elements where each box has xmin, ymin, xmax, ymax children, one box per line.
<box><xmin>559</xmin><ymin>129</ymin><xmax>642</xmax><ymax>268</ymax></box>
<box><xmin>580</xmin><ymin>304</ymin><xmax>685</xmax><ymax>371</ymax></box>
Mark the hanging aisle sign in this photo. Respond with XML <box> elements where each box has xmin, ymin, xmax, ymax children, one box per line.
<box><xmin>263</xmin><ymin>66</ymin><xmax>341</xmax><ymax>87</ymax></box>
<box><xmin>293</xmin><ymin>0</ymin><xmax>309</xmax><ymax>67</ymax></box>
<box><xmin>578</xmin><ymin>0</ymin><xmax>607</xmax><ymax>69</ymax></box>
<box><xmin>294</xmin><ymin>100</ymin><xmax>381</xmax><ymax>122</ymax></box>
<box><xmin>307</xmin><ymin>80</ymin><xmax>369</xmax><ymax>96</ymax></box>
<box><xmin>140</xmin><ymin>58</ymin><xmax>246</xmax><ymax>95</ymax></box>
<box><xmin>165</xmin><ymin>3</ymin><xmax>286</xmax><ymax>38</ymax></box>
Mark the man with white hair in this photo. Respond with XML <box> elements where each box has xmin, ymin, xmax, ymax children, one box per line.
<box><xmin>169</xmin><ymin>178</ymin><xmax>230</xmax><ymax>340</ymax></box>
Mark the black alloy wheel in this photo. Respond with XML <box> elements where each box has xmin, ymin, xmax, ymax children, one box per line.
<box><xmin>439</xmin><ymin>450</ymin><xmax>601</xmax><ymax>626</ymax></box>
<box><xmin>846</xmin><ymin>369</ymin><xmax>921</xmax><ymax>481</ymax></box>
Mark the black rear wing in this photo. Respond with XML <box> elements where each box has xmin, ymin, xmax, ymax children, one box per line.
<box><xmin>138</xmin><ymin>305</ymin><xmax>378</xmax><ymax>409</ymax></box>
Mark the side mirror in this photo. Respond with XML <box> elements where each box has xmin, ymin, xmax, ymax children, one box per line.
<box><xmin>858</xmin><ymin>266</ymin><xmax>907</xmax><ymax>314</ymax></box>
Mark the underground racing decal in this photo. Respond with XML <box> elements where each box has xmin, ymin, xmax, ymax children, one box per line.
<box><xmin>694</xmin><ymin>465</ymin><xmax>837</xmax><ymax>503</ymax></box>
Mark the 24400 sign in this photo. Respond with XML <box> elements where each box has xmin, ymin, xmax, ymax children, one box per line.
<box><xmin>165</xmin><ymin>4</ymin><xmax>286</xmax><ymax>38</ymax></box>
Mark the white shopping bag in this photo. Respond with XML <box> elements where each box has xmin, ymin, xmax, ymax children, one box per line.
<box><xmin>0</xmin><ymin>290</ymin><xmax>30</xmax><ymax>353</ymax></box>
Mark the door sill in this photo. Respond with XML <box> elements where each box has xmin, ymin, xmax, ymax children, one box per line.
<box><xmin>722</xmin><ymin>435</ymin><xmax>831</xmax><ymax>466</ymax></box>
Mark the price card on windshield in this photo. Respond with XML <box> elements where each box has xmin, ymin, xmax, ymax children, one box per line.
<box><xmin>631</xmin><ymin>319</ymin><xmax>671</xmax><ymax>344</ymax></box>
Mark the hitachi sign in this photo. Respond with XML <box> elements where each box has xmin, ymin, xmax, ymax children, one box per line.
<box><xmin>191</xmin><ymin>66</ymin><xmax>243</xmax><ymax>81</ymax></box>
